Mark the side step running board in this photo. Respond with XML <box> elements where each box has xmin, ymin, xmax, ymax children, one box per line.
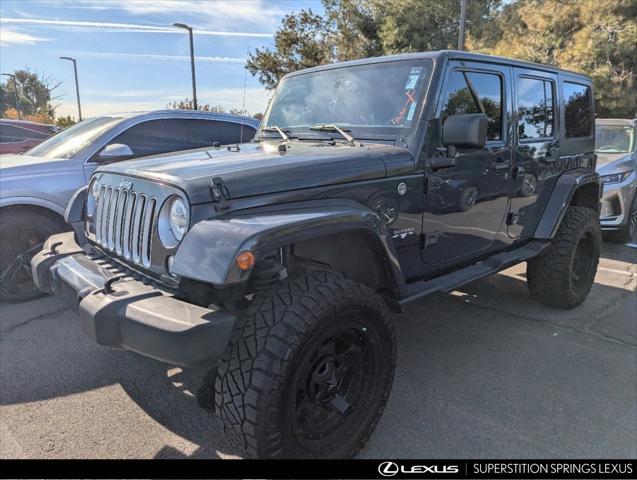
<box><xmin>399</xmin><ymin>240</ymin><xmax>549</xmax><ymax>305</ymax></box>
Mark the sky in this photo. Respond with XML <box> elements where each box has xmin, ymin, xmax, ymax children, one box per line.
<box><xmin>0</xmin><ymin>0</ymin><xmax>323</xmax><ymax>118</ymax></box>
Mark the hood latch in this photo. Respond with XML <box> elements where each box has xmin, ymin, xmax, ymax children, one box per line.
<box><xmin>211</xmin><ymin>177</ymin><xmax>231</xmax><ymax>211</ymax></box>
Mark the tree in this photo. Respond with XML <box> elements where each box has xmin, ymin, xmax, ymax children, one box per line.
<box><xmin>246</xmin><ymin>0</ymin><xmax>501</xmax><ymax>89</ymax></box>
<box><xmin>55</xmin><ymin>115</ymin><xmax>76</xmax><ymax>128</ymax></box>
<box><xmin>468</xmin><ymin>0</ymin><xmax>637</xmax><ymax>117</ymax></box>
<box><xmin>0</xmin><ymin>69</ymin><xmax>62</xmax><ymax>119</ymax></box>
<box><xmin>246</xmin><ymin>9</ymin><xmax>333</xmax><ymax>89</ymax></box>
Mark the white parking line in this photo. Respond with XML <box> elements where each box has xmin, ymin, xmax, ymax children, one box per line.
<box><xmin>598</xmin><ymin>266</ymin><xmax>635</xmax><ymax>276</ymax></box>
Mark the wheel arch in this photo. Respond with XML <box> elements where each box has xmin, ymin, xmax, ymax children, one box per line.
<box><xmin>534</xmin><ymin>169</ymin><xmax>601</xmax><ymax>240</ymax></box>
<box><xmin>170</xmin><ymin>200</ymin><xmax>407</xmax><ymax>305</ymax></box>
<box><xmin>0</xmin><ymin>202</ymin><xmax>67</xmax><ymax>227</ymax></box>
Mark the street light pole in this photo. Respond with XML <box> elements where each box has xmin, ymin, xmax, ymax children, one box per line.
<box><xmin>59</xmin><ymin>56</ymin><xmax>82</xmax><ymax>121</ymax></box>
<box><xmin>458</xmin><ymin>0</ymin><xmax>468</xmax><ymax>51</ymax></box>
<box><xmin>173</xmin><ymin>22</ymin><xmax>198</xmax><ymax>110</ymax></box>
<box><xmin>2</xmin><ymin>73</ymin><xmax>21</xmax><ymax>119</ymax></box>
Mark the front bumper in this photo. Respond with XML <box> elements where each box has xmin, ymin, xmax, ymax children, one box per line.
<box><xmin>599</xmin><ymin>173</ymin><xmax>636</xmax><ymax>230</ymax></box>
<box><xmin>31</xmin><ymin>232</ymin><xmax>235</xmax><ymax>367</ymax></box>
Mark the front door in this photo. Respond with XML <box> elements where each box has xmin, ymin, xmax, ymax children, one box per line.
<box><xmin>421</xmin><ymin>61</ymin><xmax>514</xmax><ymax>266</ymax></box>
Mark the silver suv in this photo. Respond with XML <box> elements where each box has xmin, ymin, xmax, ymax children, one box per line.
<box><xmin>0</xmin><ymin>110</ymin><xmax>259</xmax><ymax>302</ymax></box>
<box><xmin>595</xmin><ymin>118</ymin><xmax>637</xmax><ymax>244</ymax></box>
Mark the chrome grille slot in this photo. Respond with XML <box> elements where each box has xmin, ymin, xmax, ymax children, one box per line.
<box><xmin>114</xmin><ymin>190</ymin><xmax>128</xmax><ymax>255</ymax></box>
<box><xmin>131</xmin><ymin>194</ymin><xmax>147</xmax><ymax>264</ymax></box>
<box><xmin>141</xmin><ymin>197</ymin><xmax>156</xmax><ymax>267</ymax></box>
<box><xmin>94</xmin><ymin>185</ymin><xmax>107</xmax><ymax>245</ymax></box>
<box><xmin>123</xmin><ymin>192</ymin><xmax>137</xmax><ymax>260</ymax></box>
<box><xmin>93</xmin><ymin>182</ymin><xmax>157</xmax><ymax>269</ymax></box>
<box><xmin>107</xmin><ymin>188</ymin><xmax>120</xmax><ymax>251</ymax></box>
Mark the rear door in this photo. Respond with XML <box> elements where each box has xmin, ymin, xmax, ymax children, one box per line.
<box><xmin>508</xmin><ymin>69</ymin><xmax>559</xmax><ymax>239</ymax></box>
<box><xmin>421</xmin><ymin>61</ymin><xmax>514</xmax><ymax>266</ymax></box>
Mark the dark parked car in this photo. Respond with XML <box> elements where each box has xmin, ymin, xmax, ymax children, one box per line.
<box><xmin>0</xmin><ymin>110</ymin><xmax>259</xmax><ymax>302</ymax></box>
<box><xmin>33</xmin><ymin>51</ymin><xmax>600</xmax><ymax>458</ymax></box>
<box><xmin>0</xmin><ymin>119</ymin><xmax>59</xmax><ymax>154</ymax></box>
<box><xmin>595</xmin><ymin>118</ymin><xmax>636</xmax><ymax>243</ymax></box>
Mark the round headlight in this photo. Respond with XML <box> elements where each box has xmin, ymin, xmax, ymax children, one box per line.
<box><xmin>169</xmin><ymin>197</ymin><xmax>189</xmax><ymax>241</ymax></box>
<box><xmin>91</xmin><ymin>180</ymin><xmax>100</xmax><ymax>200</ymax></box>
<box><xmin>87</xmin><ymin>180</ymin><xmax>99</xmax><ymax>217</ymax></box>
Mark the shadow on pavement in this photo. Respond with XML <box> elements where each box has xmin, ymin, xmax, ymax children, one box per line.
<box><xmin>1</xmin><ymin>242</ymin><xmax>635</xmax><ymax>458</ymax></box>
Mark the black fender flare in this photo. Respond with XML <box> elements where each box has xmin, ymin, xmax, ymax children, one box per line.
<box><xmin>170</xmin><ymin>199</ymin><xmax>407</xmax><ymax>297</ymax></box>
<box><xmin>533</xmin><ymin>168</ymin><xmax>601</xmax><ymax>240</ymax></box>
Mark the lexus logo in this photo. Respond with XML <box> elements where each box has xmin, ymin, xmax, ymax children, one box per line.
<box><xmin>378</xmin><ymin>461</ymin><xmax>460</xmax><ymax>476</ymax></box>
<box><xmin>379</xmin><ymin>462</ymin><xmax>400</xmax><ymax>476</ymax></box>
<box><xmin>119</xmin><ymin>178</ymin><xmax>133</xmax><ymax>191</ymax></box>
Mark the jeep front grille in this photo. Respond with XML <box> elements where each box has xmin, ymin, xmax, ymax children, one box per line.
<box><xmin>94</xmin><ymin>185</ymin><xmax>157</xmax><ymax>268</ymax></box>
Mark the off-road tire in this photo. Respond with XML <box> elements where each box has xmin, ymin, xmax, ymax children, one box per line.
<box><xmin>0</xmin><ymin>208</ymin><xmax>67</xmax><ymax>303</ymax></box>
<box><xmin>527</xmin><ymin>206</ymin><xmax>601</xmax><ymax>309</ymax></box>
<box><xmin>212</xmin><ymin>271</ymin><xmax>396</xmax><ymax>458</ymax></box>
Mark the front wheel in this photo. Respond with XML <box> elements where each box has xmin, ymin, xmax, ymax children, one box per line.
<box><xmin>527</xmin><ymin>206</ymin><xmax>601</xmax><ymax>309</ymax></box>
<box><xmin>0</xmin><ymin>209</ymin><xmax>67</xmax><ymax>303</ymax></box>
<box><xmin>212</xmin><ymin>271</ymin><xmax>396</xmax><ymax>458</ymax></box>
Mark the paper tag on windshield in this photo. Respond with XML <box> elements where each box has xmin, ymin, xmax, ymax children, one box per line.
<box><xmin>406</xmin><ymin>102</ymin><xmax>417</xmax><ymax>122</ymax></box>
<box><xmin>405</xmin><ymin>67</ymin><xmax>423</xmax><ymax>90</ymax></box>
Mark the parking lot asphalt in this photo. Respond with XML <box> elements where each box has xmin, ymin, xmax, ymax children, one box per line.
<box><xmin>1</xmin><ymin>243</ymin><xmax>635</xmax><ymax>459</ymax></box>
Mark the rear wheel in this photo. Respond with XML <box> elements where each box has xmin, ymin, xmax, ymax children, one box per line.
<box><xmin>212</xmin><ymin>271</ymin><xmax>396</xmax><ymax>458</ymax></box>
<box><xmin>0</xmin><ymin>209</ymin><xmax>67</xmax><ymax>303</ymax></box>
<box><xmin>527</xmin><ymin>206</ymin><xmax>601</xmax><ymax>309</ymax></box>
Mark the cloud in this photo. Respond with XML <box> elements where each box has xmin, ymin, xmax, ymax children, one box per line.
<box><xmin>1</xmin><ymin>18</ymin><xmax>273</xmax><ymax>37</ymax></box>
<box><xmin>0</xmin><ymin>28</ymin><xmax>49</xmax><ymax>46</ymax></box>
<box><xmin>45</xmin><ymin>0</ymin><xmax>289</xmax><ymax>31</ymax></box>
<box><xmin>69</xmin><ymin>50</ymin><xmax>246</xmax><ymax>64</ymax></box>
<box><xmin>55</xmin><ymin>87</ymin><xmax>272</xmax><ymax>117</ymax></box>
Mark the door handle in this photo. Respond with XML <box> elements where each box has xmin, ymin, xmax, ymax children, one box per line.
<box><xmin>493</xmin><ymin>161</ymin><xmax>511</xmax><ymax>171</ymax></box>
<box><xmin>430</xmin><ymin>156</ymin><xmax>456</xmax><ymax>170</ymax></box>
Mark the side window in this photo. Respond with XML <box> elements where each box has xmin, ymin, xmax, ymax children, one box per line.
<box><xmin>0</xmin><ymin>125</ymin><xmax>46</xmax><ymax>142</ymax></box>
<box><xmin>108</xmin><ymin>119</ymin><xmax>189</xmax><ymax>158</ymax></box>
<box><xmin>517</xmin><ymin>77</ymin><xmax>555</xmax><ymax>140</ymax></box>
<box><xmin>442</xmin><ymin>70</ymin><xmax>503</xmax><ymax>141</ymax></box>
<box><xmin>563</xmin><ymin>82</ymin><xmax>592</xmax><ymax>138</ymax></box>
<box><xmin>187</xmin><ymin>119</ymin><xmax>257</xmax><ymax>147</ymax></box>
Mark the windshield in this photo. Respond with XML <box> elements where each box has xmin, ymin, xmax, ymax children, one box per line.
<box><xmin>26</xmin><ymin>116</ymin><xmax>124</xmax><ymax>159</ymax></box>
<box><xmin>262</xmin><ymin>59</ymin><xmax>433</xmax><ymax>140</ymax></box>
<box><xmin>595</xmin><ymin>124</ymin><xmax>635</xmax><ymax>156</ymax></box>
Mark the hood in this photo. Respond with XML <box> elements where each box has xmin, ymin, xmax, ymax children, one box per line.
<box><xmin>596</xmin><ymin>151</ymin><xmax>633</xmax><ymax>167</ymax></box>
<box><xmin>596</xmin><ymin>152</ymin><xmax>636</xmax><ymax>176</ymax></box>
<box><xmin>0</xmin><ymin>154</ymin><xmax>79</xmax><ymax>180</ymax></box>
<box><xmin>97</xmin><ymin>142</ymin><xmax>413</xmax><ymax>204</ymax></box>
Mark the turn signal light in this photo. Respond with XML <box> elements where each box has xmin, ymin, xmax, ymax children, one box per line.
<box><xmin>236</xmin><ymin>251</ymin><xmax>255</xmax><ymax>270</ymax></box>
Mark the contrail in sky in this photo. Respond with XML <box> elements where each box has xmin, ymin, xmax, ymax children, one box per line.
<box><xmin>1</xmin><ymin>18</ymin><xmax>274</xmax><ymax>37</ymax></box>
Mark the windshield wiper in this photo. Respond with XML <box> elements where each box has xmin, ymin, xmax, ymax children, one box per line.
<box><xmin>261</xmin><ymin>125</ymin><xmax>290</xmax><ymax>142</ymax></box>
<box><xmin>310</xmin><ymin>124</ymin><xmax>363</xmax><ymax>147</ymax></box>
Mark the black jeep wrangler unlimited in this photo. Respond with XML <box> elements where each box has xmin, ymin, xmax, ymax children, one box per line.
<box><xmin>32</xmin><ymin>51</ymin><xmax>601</xmax><ymax>458</ymax></box>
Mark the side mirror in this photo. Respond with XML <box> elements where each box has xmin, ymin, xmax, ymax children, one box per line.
<box><xmin>443</xmin><ymin>113</ymin><xmax>488</xmax><ymax>149</ymax></box>
<box><xmin>97</xmin><ymin>143</ymin><xmax>134</xmax><ymax>162</ymax></box>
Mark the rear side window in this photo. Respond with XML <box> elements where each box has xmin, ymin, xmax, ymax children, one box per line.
<box><xmin>0</xmin><ymin>124</ymin><xmax>47</xmax><ymax>142</ymax></box>
<box><xmin>109</xmin><ymin>119</ymin><xmax>190</xmax><ymax>158</ymax></box>
<box><xmin>517</xmin><ymin>77</ymin><xmax>555</xmax><ymax>139</ymax></box>
<box><xmin>563</xmin><ymin>82</ymin><xmax>592</xmax><ymax>138</ymax></box>
<box><xmin>442</xmin><ymin>70</ymin><xmax>503</xmax><ymax>141</ymax></box>
<box><xmin>187</xmin><ymin>119</ymin><xmax>256</xmax><ymax>147</ymax></box>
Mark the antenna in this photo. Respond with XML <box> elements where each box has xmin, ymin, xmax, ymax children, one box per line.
<box><xmin>240</xmin><ymin>68</ymin><xmax>247</xmax><ymax>143</ymax></box>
